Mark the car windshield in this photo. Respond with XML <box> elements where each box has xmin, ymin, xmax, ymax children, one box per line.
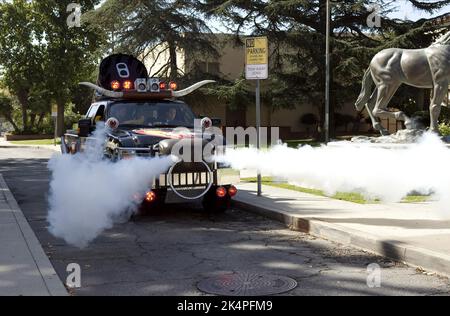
<box><xmin>108</xmin><ymin>101</ymin><xmax>196</xmax><ymax>128</ymax></box>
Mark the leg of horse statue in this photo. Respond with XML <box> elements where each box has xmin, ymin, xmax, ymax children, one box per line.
<box><xmin>429</xmin><ymin>82</ymin><xmax>447</xmax><ymax>134</ymax></box>
<box><xmin>371</xmin><ymin>81</ymin><xmax>402</xmax><ymax>136</ymax></box>
<box><xmin>365</xmin><ymin>88</ymin><xmax>390</xmax><ymax>135</ymax></box>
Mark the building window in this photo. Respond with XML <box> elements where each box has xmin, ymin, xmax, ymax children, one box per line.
<box><xmin>197</xmin><ymin>61</ymin><xmax>220</xmax><ymax>76</ymax></box>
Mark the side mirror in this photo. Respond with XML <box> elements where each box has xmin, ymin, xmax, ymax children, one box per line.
<box><xmin>199</xmin><ymin>116</ymin><xmax>221</xmax><ymax>128</ymax></box>
<box><xmin>200</xmin><ymin>117</ymin><xmax>213</xmax><ymax>130</ymax></box>
<box><xmin>78</xmin><ymin>119</ymin><xmax>92</xmax><ymax>137</ymax></box>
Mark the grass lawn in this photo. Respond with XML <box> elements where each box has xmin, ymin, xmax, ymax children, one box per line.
<box><xmin>242</xmin><ymin>177</ymin><xmax>429</xmax><ymax>204</ymax></box>
<box><xmin>10</xmin><ymin>138</ymin><xmax>61</xmax><ymax>146</ymax></box>
<box><xmin>402</xmin><ymin>195</ymin><xmax>428</xmax><ymax>203</ymax></box>
<box><xmin>285</xmin><ymin>139</ymin><xmax>322</xmax><ymax>148</ymax></box>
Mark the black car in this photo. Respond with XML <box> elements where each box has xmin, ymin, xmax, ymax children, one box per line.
<box><xmin>61</xmin><ymin>54</ymin><xmax>240</xmax><ymax>212</ymax></box>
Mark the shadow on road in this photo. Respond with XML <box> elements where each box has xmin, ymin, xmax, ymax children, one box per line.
<box><xmin>0</xmin><ymin>155</ymin><xmax>449</xmax><ymax>296</ymax></box>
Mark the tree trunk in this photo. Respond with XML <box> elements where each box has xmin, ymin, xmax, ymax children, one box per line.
<box><xmin>21</xmin><ymin>105</ymin><xmax>28</xmax><ymax>133</ymax></box>
<box><xmin>4</xmin><ymin>115</ymin><xmax>20</xmax><ymax>133</ymax></box>
<box><xmin>16</xmin><ymin>90</ymin><xmax>29</xmax><ymax>133</ymax></box>
<box><xmin>30</xmin><ymin>113</ymin><xmax>36</xmax><ymax>129</ymax></box>
<box><xmin>56</xmin><ymin>101</ymin><xmax>65</xmax><ymax>137</ymax></box>
<box><xmin>37</xmin><ymin>112</ymin><xmax>46</xmax><ymax>128</ymax></box>
<box><xmin>168</xmin><ymin>40</ymin><xmax>178</xmax><ymax>80</ymax></box>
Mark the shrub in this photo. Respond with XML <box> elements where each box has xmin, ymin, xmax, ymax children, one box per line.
<box><xmin>439</xmin><ymin>122</ymin><xmax>450</xmax><ymax>137</ymax></box>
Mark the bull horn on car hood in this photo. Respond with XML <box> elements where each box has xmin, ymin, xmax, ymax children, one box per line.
<box><xmin>79</xmin><ymin>80</ymin><xmax>215</xmax><ymax>99</ymax></box>
<box><xmin>171</xmin><ymin>80</ymin><xmax>216</xmax><ymax>97</ymax></box>
<box><xmin>79</xmin><ymin>82</ymin><xmax>124</xmax><ymax>98</ymax></box>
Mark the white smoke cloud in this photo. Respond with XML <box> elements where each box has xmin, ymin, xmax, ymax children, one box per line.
<box><xmin>219</xmin><ymin>132</ymin><xmax>450</xmax><ymax>217</ymax></box>
<box><xmin>47</xmin><ymin>124</ymin><xmax>174</xmax><ymax>248</ymax></box>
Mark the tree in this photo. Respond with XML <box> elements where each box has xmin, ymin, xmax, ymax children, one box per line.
<box><xmin>0</xmin><ymin>0</ymin><xmax>103</xmax><ymax>135</ymax></box>
<box><xmin>0</xmin><ymin>0</ymin><xmax>47</xmax><ymax>133</ymax></box>
<box><xmin>87</xmin><ymin>0</ymin><xmax>219</xmax><ymax>80</ymax></box>
<box><xmin>33</xmin><ymin>0</ymin><xmax>103</xmax><ymax>136</ymax></box>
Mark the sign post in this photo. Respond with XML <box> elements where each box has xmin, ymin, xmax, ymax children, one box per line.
<box><xmin>52</xmin><ymin>104</ymin><xmax>58</xmax><ymax>147</ymax></box>
<box><xmin>245</xmin><ymin>36</ymin><xmax>268</xmax><ymax>197</ymax></box>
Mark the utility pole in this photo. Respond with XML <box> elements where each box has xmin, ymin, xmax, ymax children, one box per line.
<box><xmin>325</xmin><ymin>0</ymin><xmax>331</xmax><ymax>143</ymax></box>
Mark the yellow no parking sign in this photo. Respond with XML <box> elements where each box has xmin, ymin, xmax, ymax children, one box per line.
<box><xmin>245</xmin><ymin>37</ymin><xmax>268</xmax><ymax>80</ymax></box>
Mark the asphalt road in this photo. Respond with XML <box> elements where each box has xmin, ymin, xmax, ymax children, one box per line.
<box><xmin>1</xmin><ymin>146</ymin><xmax>449</xmax><ymax>296</ymax></box>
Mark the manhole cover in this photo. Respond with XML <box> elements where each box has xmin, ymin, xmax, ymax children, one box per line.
<box><xmin>197</xmin><ymin>273</ymin><xmax>297</xmax><ymax>296</ymax></box>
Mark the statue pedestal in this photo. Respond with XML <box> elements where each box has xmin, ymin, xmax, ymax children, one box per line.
<box><xmin>328</xmin><ymin>129</ymin><xmax>450</xmax><ymax>149</ymax></box>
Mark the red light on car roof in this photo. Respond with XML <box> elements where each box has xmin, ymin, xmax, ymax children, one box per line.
<box><xmin>159</xmin><ymin>82</ymin><xmax>167</xmax><ymax>90</ymax></box>
<box><xmin>111</xmin><ymin>80</ymin><xmax>121</xmax><ymax>90</ymax></box>
<box><xmin>123</xmin><ymin>80</ymin><xmax>133</xmax><ymax>90</ymax></box>
<box><xmin>169</xmin><ymin>82</ymin><xmax>178</xmax><ymax>90</ymax></box>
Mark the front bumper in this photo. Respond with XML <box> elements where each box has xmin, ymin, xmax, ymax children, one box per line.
<box><xmin>153</xmin><ymin>168</ymin><xmax>240</xmax><ymax>189</ymax></box>
<box><xmin>115</xmin><ymin>147</ymin><xmax>240</xmax><ymax>189</ymax></box>
<box><xmin>61</xmin><ymin>139</ymin><xmax>240</xmax><ymax>192</ymax></box>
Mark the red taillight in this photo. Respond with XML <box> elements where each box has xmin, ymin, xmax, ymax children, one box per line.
<box><xmin>216</xmin><ymin>187</ymin><xmax>227</xmax><ymax>198</ymax></box>
<box><xmin>111</xmin><ymin>80</ymin><xmax>121</xmax><ymax>90</ymax></box>
<box><xmin>145</xmin><ymin>191</ymin><xmax>157</xmax><ymax>203</ymax></box>
<box><xmin>123</xmin><ymin>80</ymin><xmax>133</xmax><ymax>90</ymax></box>
<box><xmin>159</xmin><ymin>82</ymin><xmax>167</xmax><ymax>90</ymax></box>
<box><xmin>228</xmin><ymin>186</ymin><xmax>238</xmax><ymax>197</ymax></box>
<box><xmin>169</xmin><ymin>81</ymin><xmax>178</xmax><ymax>90</ymax></box>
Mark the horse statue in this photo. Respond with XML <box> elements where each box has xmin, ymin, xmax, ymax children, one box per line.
<box><xmin>355</xmin><ymin>30</ymin><xmax>450</xmax><ymax>136</ymax></box>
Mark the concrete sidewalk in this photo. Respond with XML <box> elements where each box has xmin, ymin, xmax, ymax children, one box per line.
<box><xmin>0</xmin><ymin>174</ymin><xmax>67</xmax><ymax>296</ymax></box>
<box><xmin>235</xmin><ymin>182</ymin><xmax>450</xmax><ymax>278</ymax></box>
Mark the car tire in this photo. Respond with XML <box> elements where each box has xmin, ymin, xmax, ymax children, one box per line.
<box><xmin>202</xmin><ymin>188</ymin><xmax>231</xmax><ymax>214</ymax></box>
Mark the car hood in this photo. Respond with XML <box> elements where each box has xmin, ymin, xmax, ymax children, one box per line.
<box><xmin>111</xmin><ymin>128</ymin><xmax>197</xmax><ymax>148</ymax></box>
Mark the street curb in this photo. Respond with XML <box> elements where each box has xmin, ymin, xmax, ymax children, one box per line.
<box><xmin>234</xmin><ymin>198</ymin><xmax>450</xmax><ymax>278</ymax></box>
<box><xmin>0</xmin><ymin>174</ymin><xmax>68</xmax><ymax>296</ymax></box>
